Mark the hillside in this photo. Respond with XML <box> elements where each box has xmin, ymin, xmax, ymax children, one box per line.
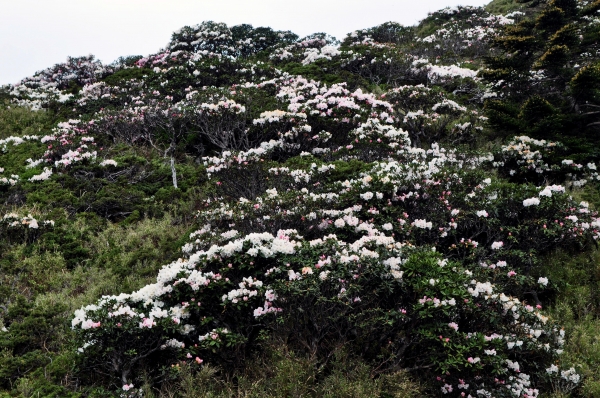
<box><xmin>1</xmin><ymin>0</ymin><xmax>600</xmax><ymax>396</ymax></box>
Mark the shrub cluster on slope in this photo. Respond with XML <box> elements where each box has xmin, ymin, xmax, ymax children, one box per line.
<box><xmin>1</xmin><ymin>2</ymin><xmax>600</xmax><ymax>397</ymax></box>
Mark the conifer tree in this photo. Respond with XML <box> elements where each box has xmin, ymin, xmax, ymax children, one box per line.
<box><xmin>481</xmin><ymin>0</ymin><xmax>600</xmax><ymax>160</ymax></box>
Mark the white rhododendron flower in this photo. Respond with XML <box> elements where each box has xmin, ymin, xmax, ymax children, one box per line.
<box><xmin>491</xmin><ymin>241</ymin><xmax>504</xmax><ymax>250</ymax></box>
<box><xmin>523</xmin><ymin>198</ymin><xmax>540</xmax><ymax>207</ymax></box>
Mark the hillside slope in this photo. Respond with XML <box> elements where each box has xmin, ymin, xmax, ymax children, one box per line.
<box><xmin>1</xmin><ymin>1</ymin><xmax>600</xmax><ymax>397</ymax></box>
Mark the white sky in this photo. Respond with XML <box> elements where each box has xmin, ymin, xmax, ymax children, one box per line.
<box><xmin>0</xmin><ymin>0</ymin><xmax>491</xmax><ymax>85</ymax></box>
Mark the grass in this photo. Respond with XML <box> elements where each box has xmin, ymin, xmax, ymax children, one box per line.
<box><xmin>150</xmin><ymin>343</ymin><xmax>425</xmax><ymax>398</ymax></box>
<box><xmin>0</xmin><ymin>103</ymin><xmax>51</xmax><ymax>139</ymax></box>
<box><xmin>541</xmin><ymin>245</ymin><xmax>600</xmax><ymax>397</ymax></box>
<box><xmin>485</xmin><ymin>0</ymin><xmax>524</xmax><ymax>14</ymax></box>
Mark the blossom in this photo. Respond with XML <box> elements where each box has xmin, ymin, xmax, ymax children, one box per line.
<box><xmin>28</xmin><ymin>218</ymin><xmax>39</xmax><ymax>229</ymax></box>
<box><xmin>99</xmin><ymin>159</ymin><xmax>118</xmax><ymax>167</ymax></box>
<box><xmin>457</xmin><ymin>379</ymin><xmax>469</xmax><ymax>390</ymax></box>
<box><xmin>28</xmin><ymin>167</ymin><xmax>53</xmax><ymax>182</ymax></box>
<box><xmin>412</xmin><ymin>219</ymin><xmax>432</xmax><ymax>229</ymax></box>
<box><xmin>301</xmin><ymin>266</ymin><xmax>313</xmax><ymax>275</ymax></box>
<box><xmin>61</xmin><ymin>56</ymin><xmax>597</xmax><ymax>398</ymax></box>
<box><xmin>523</xmin><ymin>197</ymin><xmax>540</xmax><ymax>207</ymax></box>
<box><xmin>441</xmin><ymin>384</ymin><xmax>453</xmax><ymax>394</ymax></box>
<box><xmin>360</xmin><ymin>192</ymin><xmax>374</xmax><ymax>200</ymax></box>
<box><xmin>539</xmin><ymin>187</ymin><xmax>552</xmax><ymax>197</ymax></box>
<box><xmin>560</xmin><ymin>367</ymin><xmax>580</xmax><ymax>384</ymax></box>
<box><xmin>288</xmin><ymin>270</ymin><xmax>300</xmax><ymax>280</ymax></box>
<box><xmin>319</xmin><ymin>271</ymin><xmax>330</xmax><ymax>280</ymax></box>
<box><xmin>506</xmin><ymin>359</ymin><xmax>520</xmax><ymax>372</ymax></box>
<box><xmin>122</xmin><ymin>384</ymin><xmax>134</xmax><ymax>391</ymax></box>
<box><xmin>139</xmin><ymin>318</ymin><xmax>156</xmax><ymax>328</ymax></box>
<box><xmin>491</xmin><ymin>241</ymin><xmax>503</xmax><ymax>250</ymax></box>
<box><xmin>538</xmin><ymin>277</ymin><xmax>548</xmax><ymax>286</ymax></box>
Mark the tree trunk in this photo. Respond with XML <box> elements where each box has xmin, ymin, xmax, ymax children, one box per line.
<box><xmin>171</xmin><ymin>156</ymin><xmax>178</xmax><ymax>189</ymax></box>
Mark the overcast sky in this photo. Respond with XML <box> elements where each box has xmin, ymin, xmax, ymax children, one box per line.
<box><xmin>0</xmin><ymin>0</ymin><xmax>491</xmax><ymax>85</ymax></box>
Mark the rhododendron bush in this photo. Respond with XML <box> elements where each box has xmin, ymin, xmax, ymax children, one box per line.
<box><xmin>72</xmin><ymin>113</ymin><xmax>595</xmax><ymax>396</ymax></box>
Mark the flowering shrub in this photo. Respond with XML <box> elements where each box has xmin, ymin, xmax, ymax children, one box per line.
<box><xmin>383</xmin><ymin>85</ymin><xmax>486</xmax><ymax>146</ymax></box>
<box><xmin>492</xmin><ymin>135</ymin><xmax>600</xmax><ymax>187</ymax></box>
<box><xmin>72</xmin><ymin>119</ymin><xmax>596</xmax><ymax>394</ymax></box>
<box><xmin>0</xmin><ymin>212</ymin><xmax>54</xmax><ymax>245</ymax></box>
<box><xmin>417</xmin><ymin>6</ymin><xmax>515</xmax><ymax>62</ymax></box>
<box><xmin>6</xmin><ymin>55</ymin><xmax>116</xmax><ymax>110</ymax></box>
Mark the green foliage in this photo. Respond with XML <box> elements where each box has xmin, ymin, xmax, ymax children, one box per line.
<box><xmin>0</xmin><ymin>296</ymin><xmax>70</xmax><ymax>389</ymax></box>
<box><xmin>154</xmin><ymin>345</ymin><xmax>423</xmax><ymax>398</ymax></box>
<box><xmin>230</xmin><ymin>24</ymin><xmax>298</xmax><ymax>58</ymax></box>
<box><xmin>0</xmin><ymin>104</ymin><xmax>50</xmax><ymax>139</ymax></box>
<box><xmin>570</xmin><ymin>62</ymin><xmax>600</xmax><ymax>103</ymax></box>
<box><xmin>583</xmin><ymin>0</ymin><xmax>600</xmax><ymax>15</ymax></box>
<box><xmin>542</xmin><ymin>247</ymin><xmax>600</xmax><ymax>397</ymax></box>
<box><xmin>366</xmin><ymin>22</ymin><xmax>415</xmax><ymax>46</ymax></box>
<box><xmin>482</xmin><ymin>0</ymin><xmax>600</xmax><ymax>156</ymax></box>
<box><xmin>486</xmin><ymin>0</ymin><xmax>526</xmax><ymax>14</ymax></box>
<box><xmin>282</xmin><ymin>62</ymin><xmax>357</xmax><ymax>87</ymax></box>
<box><xmin>536</xmin><ymin>7</ymin><xmax>567</xmax><ymax>33</ymax></box>
<box><xmin>0</xmin><ymin>212</ymin><xmax>194</xmax><ymax>396</ymax></box>
<box><xmin>549</xmin><ymin>23</ymin><xmax>579</xmax><ymax>47</ymax></box>
<box><xmin>514</xmin><ymin>95</ymin><xmax>569</xmax><ymax>139</ymax></box>
<box><xmin>87</xmin><ymin>215</ymin><xmax>189</xmax><ymax>289</ymax></box>
<box><xmin>102</xmin><ymin>67</ymin><xmax>149</xmax><ymax>86</ymax></box>
<box><xmin>534</xmin><ymin>44</ymin><xmax>570</xmax><ymax>70</ymax></box>
<box><xmin>519</xmin><ymin>95</ymin><xmax>557</xmax><ymax>122</ymax></box>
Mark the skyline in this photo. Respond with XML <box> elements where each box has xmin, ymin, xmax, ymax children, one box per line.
<box><xmin>1</xmin><ymin>0</ymin><xmax>491</xmax><ymax>85</ymax></box>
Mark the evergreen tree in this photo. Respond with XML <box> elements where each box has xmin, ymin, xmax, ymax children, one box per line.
<box><xmin>481</xmin><ymin>0</ymin><xmax>600</xmax><ymax>160</ymax></box>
